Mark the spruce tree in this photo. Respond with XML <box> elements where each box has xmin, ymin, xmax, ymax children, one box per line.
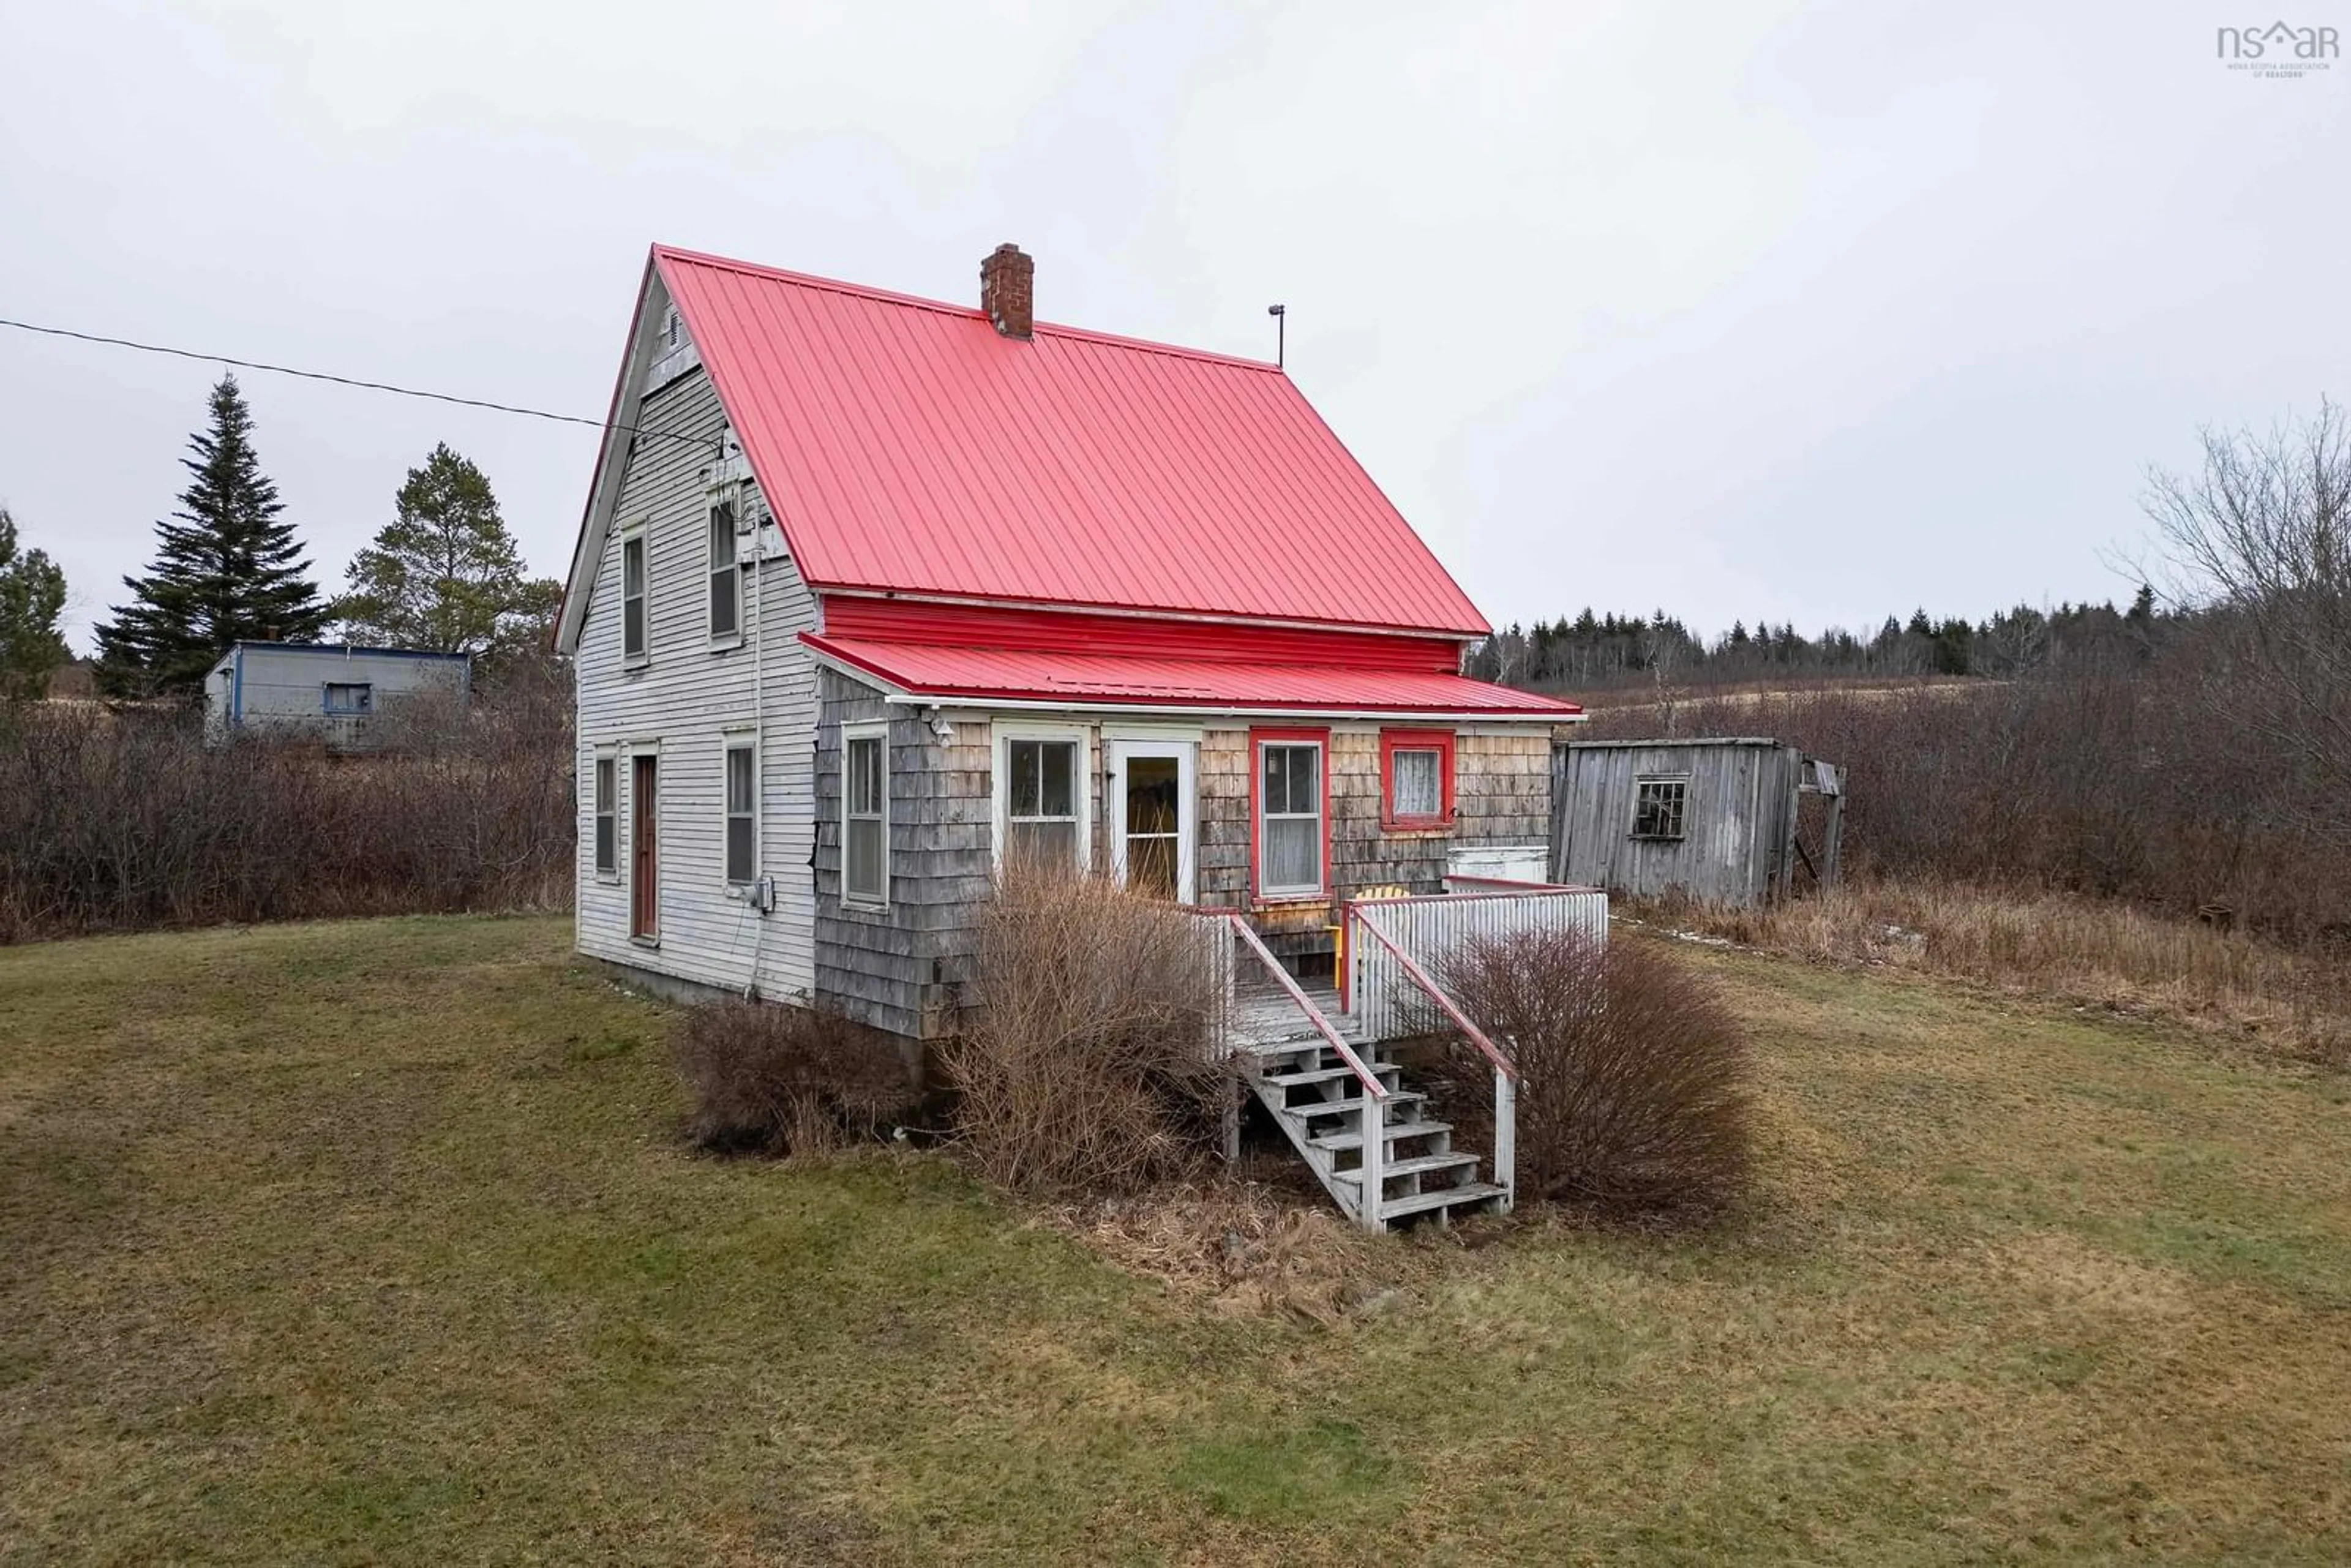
<box><xmin>94</xmin><ymin>375</ymin><xmax>325</xmax><ymax>697</ymax></box>
<box><xmin>337</xmin><ymin>443</ymin><xmax>528</xmax><ymax>656</ymax></box>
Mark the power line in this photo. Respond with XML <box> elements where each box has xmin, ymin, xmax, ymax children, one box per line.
<box><xmin>0</xmin><ymin>315</ymin><xmax>719</xmax><ymax>456</ymax></box>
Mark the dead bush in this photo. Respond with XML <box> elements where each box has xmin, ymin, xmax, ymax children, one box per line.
<box><xmin>0</xmin><ymin>679</ymin><xmax>572</xmax><ymax>943</ymax></box>
<box><xmin>941</xmin><ymin>863</ymin><xmax>1228</xmax><ymax>1195</ymax></box>
<box><xmin>671</xmin><ymin>1000</ymin><xmax>917</xmax><ymax>1157</ymax></box>
<box><xmin>1430</xmin><ymin>929</ymin><xmax>1752</xmax><ymax>1218</ymax></box>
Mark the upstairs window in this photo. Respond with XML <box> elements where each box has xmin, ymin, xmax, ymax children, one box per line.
<box><xmin>620</xmin><ymin>531</ymin><xmax>648</xmax><ymax>662</ymax></box>
<box><xmin>708</xmin><ymin>498</ymin><xmax>741</xmax><ymax>643</ymax></box>
<box><xmin>1633</xmin><ymin>776</ymin><xmax>1689</xmax><ymax>841</ymax></box>
<box><xmin>842</xmin><ymin>724</ymin><xmax>888</xmax><ymax>906</ymax></box>
<box><xmin>724</xmin><ymin>736</ymin><xmax>757</xmax><ymax>885</ymax></box>
<box><xmin>593</xmin><ymin>754</ymin><xmax>617</xmax><ymax>877</ymax></box>
<box><xmin>1003</xmin><ymin>736</ymin><xmax>1081</xmax><ymax>871</ymax></box>
<box><xmin>323</xmin><ymin>682</ymin><xmax>373</xmax><ymax>715</ymax></box>
<box><xmin>1379</xmin><ymin>729</ymin><xmax>1455</xmax><ymax>830</ymax></box>
<box><xmin>1255</xmin><ymin>734</ymin><xmax>1325</xmax><ymax>899</ymax></box>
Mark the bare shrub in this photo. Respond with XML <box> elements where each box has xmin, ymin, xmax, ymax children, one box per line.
<box><xmin>0</xmin><ymin>670</ymin><xmax>572</xmax><ymax>942</ymax></box>
<box><xmin>1429</xmin><ymin>929</ymin><xmax>1752</xmax><ymax>1218</ymax></box>
<box><xmin>670</xmin><ymin>999</ymin><xmax>916</xmax><ymax>1156</ymax></box>
<box><xmin>942</xmin><ymin>863</ymin><xmax>1227</xmax><ymax>1195</ymax></box>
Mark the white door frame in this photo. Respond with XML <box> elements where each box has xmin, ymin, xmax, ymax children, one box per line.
<box><xmin>1108</xmin><ymin>737</ymin><xmax>1196</xmax><ymax>905</ymax></box>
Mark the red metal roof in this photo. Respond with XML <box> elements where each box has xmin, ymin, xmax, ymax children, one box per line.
<box><xmin>656</xmin><ymin>247</ymin><xmax>1490</xmax><ymax>636</ymax></box>
<box><xmin>801</xmin><ymin>634</ymin><xmax>1581</xmax><ymax>716</ymax></box>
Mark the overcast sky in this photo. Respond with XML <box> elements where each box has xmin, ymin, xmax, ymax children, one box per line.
<box><xmin>3</xmin><ymin>1</ymin><xmax>2344</xmax><ymax>652</ymax></box>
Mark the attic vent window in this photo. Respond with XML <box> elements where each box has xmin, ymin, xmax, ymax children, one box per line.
<box><xmin>664</xmin><ymin>307</ymin><xmax>680</xmax><ymax>348</ymax></box>
<box><xmin>1632</xmin><ymin>776</ymin><xmax>1689</xmax><ymax>841</ymax></box>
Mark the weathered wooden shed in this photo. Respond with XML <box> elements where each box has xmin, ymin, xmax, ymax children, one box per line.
<box><xmin>1550</xmin><ymin>737</ymin><xmax>1843</xmax><ymax>905</ymax></box>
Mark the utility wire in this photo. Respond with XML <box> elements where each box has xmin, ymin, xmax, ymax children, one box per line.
<box><xmin>0</xmin><ymin>315</ymin><xmax>720</xmax><ymax>456</ymax></box>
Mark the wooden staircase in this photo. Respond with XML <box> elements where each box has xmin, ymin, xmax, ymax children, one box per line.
<box><xmin>1229</xmin><ymin>973</ymin><xmax>1509</xmax><ymax>1231</ymax></box>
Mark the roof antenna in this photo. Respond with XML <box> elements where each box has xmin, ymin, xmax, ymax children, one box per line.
<box><xmin>1267</xmin><ymin>303</ymin><xmax>1286</xmax><ymax>369</ymax></box>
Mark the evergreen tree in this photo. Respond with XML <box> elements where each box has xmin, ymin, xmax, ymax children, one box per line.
<box><xmin>94</xmin><ymin>375</ymin><xmax>325</xmax><ymax>697</ymax></box>
<box><xmin>0</xmin><ymin>505</ymin><xmax>70</xmax><ymax>704</ymax></box>
<box><xmin>337</xmin><ymin>444</ymin><xmax>534</xmax><ymax>655</ymax></box>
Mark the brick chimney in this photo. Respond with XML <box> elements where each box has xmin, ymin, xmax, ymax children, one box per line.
<box><xmin>980</xmin><ymin>242</ymin><xmax>1033</xmax><ymax>339</ymax></box>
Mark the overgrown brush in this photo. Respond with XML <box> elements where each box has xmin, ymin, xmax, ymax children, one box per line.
<box><xmin>942</xmin><ymin>864</ymin><xmax>1228</xmax><ymax>1195</ymax></box>
<box><xmin>0</xmin><ymin>670</ymin><xmax>571</xmax><ymax>942</ymax></box>
<box><xmin>671</xmin><ymin>999</ymin><xmax>917</xmax><ymax>1156</ymax></box>
<box><xmin>1428</xmin><ymin>929</ymin><xmax>1752</xmax><ymax>1218</ymax></box>
<box><xmin>1646</xmin><ymin>880</ymin><xmax>2351</xmax><ymax>1068</ymax></box>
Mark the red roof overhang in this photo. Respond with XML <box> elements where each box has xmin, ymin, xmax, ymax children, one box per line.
<box><xmin>800</xmin><ymin>634</ymin><xmax>1583</xmax><ymax>719</ymax></box>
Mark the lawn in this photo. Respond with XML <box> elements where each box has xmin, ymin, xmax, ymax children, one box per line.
<box><xmin>2</xmin><ymin>915</ymin><xmax>2346</xmax><ymax>1564</ymax></box>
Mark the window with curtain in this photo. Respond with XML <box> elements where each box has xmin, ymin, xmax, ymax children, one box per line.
<box><xmin>1390</xmin><ymin>748</ymin><xmax>1441</xmax><ymax>817</ymax></box>
<box><xmin>1258</xmin><ymin>741</ymin><xmax>1323</xmax><ymax>896</ymax></box>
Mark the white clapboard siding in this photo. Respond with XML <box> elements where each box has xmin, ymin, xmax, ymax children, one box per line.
<box><xmin>574</xmin><ymin>366</ymin><xmax>819</xmax><ymax>1000</ymax></box>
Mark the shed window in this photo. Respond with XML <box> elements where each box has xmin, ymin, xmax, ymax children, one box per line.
<box><xmin>724</xmin><ymin>737</ymin><xmax>757</xmax><ymax>885</ymax></box>
<box><xmin>1003</xmin><ymin>737</ymin><xmax>1080</xmax><ymax>870</ymax></box>
<box><xmin>621</xmin><ymin>531</ymin><xmax>647</xmax><ymax>662</ymax></box>
<box><xmin>1256</xmin><ymin>738</ymin><xmax>1324</xmax><ymax>898</ymax></box>
<box><xmin>843</xmin><ymin>725</ymin><xmax>888</xmax><ymax>906</ymax></box>
<box><xmin>593</xmin><ymin>754</ymin><xmax>617</xmax><ymax>877</ymax></box>
<box><xmin>1379</xmin><ymin>729</ymin><xmax>1455</xmax><ymax>829</ymax></box>
<box><xmin>324</xmin><ymin>682</ymin><xmax>372</xmax><ymax>715</ymax></box>
<box><xmin>1633</xmin><ymin>776</ymin><xmax>1689</xmax><ymax>840</ymax></box>
<box><xmin>708</xmin><ymin>499</ymin><xmax>741</xmax><ymax>642</ymax></box>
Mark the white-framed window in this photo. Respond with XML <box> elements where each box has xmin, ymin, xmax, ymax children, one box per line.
<box><xmin>1256</xmin><ymin>738</ymin><xmax>1325</xmax><ymax>898</ymax></box>
<box><xmin>323</xmin><ymin>681</ymin><xmax>373</xmax><ymax>716</ymax></box>
<box><xmin>724</xmin><ymin>733</ymin><xmax>757</xmax><ymax>887</ymax></box>
<box><xmin>707</xmin><ymin>495</ymin><xmax>741</xmax><ymax>645</ymax></box>
<box><xmin>842</xmin><ymin>721</ymin><xmax>888</xmax><ymax>907</ymax></box>
<box><xmin>593</xmin><ymin>751</ymin><xmax>618</xmax><ymax>879</ymax></box>
<box><xmin>620</xmin><ymin>527</ymin><xmax>648</xmax><ymax>664</ymax></box>
<box><xmin>996</xmin><ymin>727</ymin><xmax>1086</xmax><ymax>872</ymax></box>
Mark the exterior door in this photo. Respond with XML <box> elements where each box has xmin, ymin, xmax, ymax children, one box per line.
<box><xmin>1109</xmin><ymin>740</ymin><xmax>1195</xmax><ymax>904</ymax></box>
<box><xmin>630</xmin><ymin>752</ymin><xmax>659</xmax><ymax>940</ymax></box>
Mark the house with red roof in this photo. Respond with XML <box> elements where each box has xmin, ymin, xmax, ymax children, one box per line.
<box><xmin>557</xmin><ymin>242</ymin><xmax>1592</xmax><ymax>1226</ymax></box>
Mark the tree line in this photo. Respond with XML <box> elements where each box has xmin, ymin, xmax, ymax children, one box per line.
<box><xmin>1464</xmin><ymin>590</ymin><xmax>2167</xmax><ymax>692</ymax></box>
<box><xmin>0</xmin><ymin>372</ymin><xmax>561</xmax><ymax>703</ymax></box>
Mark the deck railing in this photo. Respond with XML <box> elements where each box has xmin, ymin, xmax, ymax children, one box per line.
<box><xmin>1343</xmin><ymin>885</ymin><xmax>1607</xmax><ymax>1218</ymax></box>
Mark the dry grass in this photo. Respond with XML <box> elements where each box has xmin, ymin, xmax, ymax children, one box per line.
<box><xmin>1642</xmin><ymin>880</ymin><xmax>2351</xmax><ymax>1068</ymax></box>
<box><xmin>4</xmin><ymin>914</ymin><xmax>2349</xmax><ymax>1562</ymax></box>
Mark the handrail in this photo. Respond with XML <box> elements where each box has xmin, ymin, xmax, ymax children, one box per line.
<box><xmin>1346</xmin><ymin>903</ymin><xmax>1518</xmax><ymax>1084</ymax></box>
<box><xmin>1221</xmin><ymin>913</ymin><xmax>1389</xmax><ymax>1103</ymax></box>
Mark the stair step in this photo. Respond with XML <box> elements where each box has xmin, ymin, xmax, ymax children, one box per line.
<box><xmin>1263</xmin><ymin>1063</ymin><xmax>1403</xmax><ymax>1091</ymax></box>
<box><xmin>1284</xmin><ymin>1091</ymin><xmax>1427</xmax><ymax>1122</ymax></box>
<box><xmin>1374</xmin><ymin>1182</ymin><xmax>1508</xmax><ymax>1220</ymax></box>
<box><xmin>1331</xmin><ymin>1152</ymin><xmax>1482</xmax><ymax>1185</ymax></box>
<box><xmin>1309</xmin><ymin>1119</ymin><xmax>1453</xmax><ymax>1153</ymax></box>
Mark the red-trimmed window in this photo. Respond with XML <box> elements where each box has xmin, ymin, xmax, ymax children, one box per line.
<box><xmin>1379</xmin><ymin>729</ymin><xmax>1455</xmax><ymax>831</ymax></box>
<box><xmin>1250</xmin><ymin>726</ymin><xmax>1329</xmax><ymax>901</ymax></box>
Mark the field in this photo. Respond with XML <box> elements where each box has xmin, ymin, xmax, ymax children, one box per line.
<box><xmin>4</xmin><ymin>915</ymin><xmax>2347</xmax><ymax>1564</ymax></box>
